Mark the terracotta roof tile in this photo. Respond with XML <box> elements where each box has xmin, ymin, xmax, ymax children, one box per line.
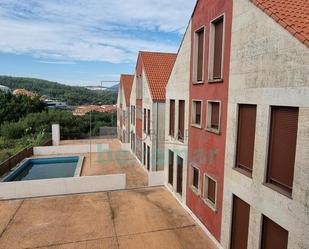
<box><xmin>120</xmin><ymin>74</ymin><xmax>134</xmax><ymax>106</ymax></box>
<box><xmin>251</xmin><ymin>0</ymin><xmax>309</xmax><ymax>47</ymax></box>
<box><xmin>140</xmin><ymin>51</ymin><xmax>177</xmax><ymax>101</ymax></box>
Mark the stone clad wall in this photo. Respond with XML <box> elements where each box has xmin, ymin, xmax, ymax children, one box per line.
<box><xmin>221</xmin><ymin>1</ymin><xmax>309</xmax><ymax>249</ymax></box>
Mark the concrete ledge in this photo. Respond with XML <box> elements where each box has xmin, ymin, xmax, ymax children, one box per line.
<box><xmin>148</xmin><ymin>171</ymin><xmax>165</xmax><ymax>187</ymax></box>
<box><xmin>33</xmin><ymin>144</ymin><xmax>109</xmax><ymax>155</ymax></box>
<box><xmin>0</xmin><ymin>174</ymin><xmax>126</xmax><ymax>200</ymax></box>
<box><xmin>120</xmin><ymin>143</ymin><xmax>131</xmax><ymax>151</ymax></box>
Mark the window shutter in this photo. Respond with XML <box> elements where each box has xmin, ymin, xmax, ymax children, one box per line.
<box><xmin>147</xmin><ymin>109</ymin><xmax>151</xmax><ymax>135</ymax></box>
<box><xmin>177</xmin><ymin>156</ymin><xmax>183</xmax><ymax>195</ymax></box>
<box><xmin>195</xmin><ymin>101</ymin><xmax>201</xmax><ymax>124</ymax></box>
<box><xmin>213</xmin><ymin>18</ymin><xmax>223</xmax><ymax>79</ymax></box>
<box><xmin>168</xmin><ymin>150</ymin><xmax>174</xmax><ymax>185</ymax></box>
<box><xmin>178</xmin><ymin>100</ymin><xmax>185</xmax><ymax>141</ymax></box>
<box><xmin>193</xmin><ymin>167</ymin><xmax>199</xmax><ymax>189</ymax></box>
<box><xmin>267</xmin><ymin>107</ymin><xmax>298</xmax><ymax>194</ymax></box>
<box><xmin>211</xmin><ymin>102</ymin><xmax>220</xmax><ymax>129</ymax></box>
<box><xmin>230</xmin><ymin>196</ymin><xmax>250</xmax><ymax>249</ymax></box>
<box><xmin>197</xmin><ymin>29</ymin><xmax>204</xmax><ymax>82</ymax></box>
<box><xmin>207</xmin><ymin>177</ymin><xmax>216</xmax><ymax>204</ymax></box>
<box><xmin>170</xmin><ymin>100</ymin><xmax>175</xmax><ymax>136</ymax></box>
<box><xmin>262</xmin><ymin>216</ymin><xmax>288</xmax><ymax>249</ymax></box>
<box><xmin>236</xmin><ymin>105</ymin><xmax>257</xmax><ymax>173</ymax></box>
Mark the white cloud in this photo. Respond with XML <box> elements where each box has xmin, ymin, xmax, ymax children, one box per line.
<box><xmin>0</xmin><ymin>0</ymin><xmax>196</xmax><ymax>63</ymax></box>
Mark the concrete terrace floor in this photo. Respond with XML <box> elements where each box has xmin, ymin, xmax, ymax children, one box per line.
<box><xmin>38</xmin><ymin>139</ymin><xmax>148</xmax><ymax>188</ymax></box>
<box><xmin>0</xmin><ymin>187</ymin><xmax>218</xmax><ymax>249</ymax></box>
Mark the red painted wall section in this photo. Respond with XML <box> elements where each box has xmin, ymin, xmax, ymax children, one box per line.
<box><xmin>186</xmin><ymin>0</ymin><xmax>233</xmax><ymax>242</ymax></box>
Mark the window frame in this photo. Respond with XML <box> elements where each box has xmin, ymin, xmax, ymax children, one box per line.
<box><xmin>193</xmin><ymin>26</ymin><xmax>206</xmax><ymax>84</ymax></box>
<box><xmin>208</xmin><ymin>14</ymin><xmax>225</xmax><ymax>83</ymax></box>
<box><xmin>191</xmin><ymin>99</ymin><xmax>203</xmax><ymax>128</ymax></box>
<box><xmin>178</xmin><ymin>100</ymin><xmax>185</xmax><ymax>142</ymax></box>
<box><xmin>206</xmin><ymin>100</ymin><xmax>221</xmax><ymax>134</ymax></box>
<box><xmin>203</xmin><ymin>173</ymin><xmax>218</xmax><ymax>211</ymax></box>
<box><xmin>190</xmin><ymin>164</ymin><xmax>201</xmax><ymax>195</ymax></box>
<box><xmin>169</xmin><ymin>100</ymin><xmax>175</xmax><ymax>137</ymax></box>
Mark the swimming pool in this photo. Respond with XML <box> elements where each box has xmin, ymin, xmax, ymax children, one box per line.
<box><xmin>2</xmin><ymin>156</ymin><xmax>84</xmax><ymax>182</ymax></box>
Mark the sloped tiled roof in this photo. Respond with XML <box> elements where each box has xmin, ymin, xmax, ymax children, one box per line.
<box><xmin>251</xmin><ymin>0</ymin><xmax>309</xmax><ymax>47</ymax></box>
<box><xmin>140</xmin><ymin>51</ymin><xmax>177</xmax><ymax>101</ymax></box>
<box><xmin>120</xmin><ymin>74</ymin><xmax>134</xmax><ymax>106</ymax></box>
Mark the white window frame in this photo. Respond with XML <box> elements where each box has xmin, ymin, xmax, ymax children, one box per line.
<box><xmin>191</xmin><ymin>99</ymin><xmax>203</xmax><ymax>128</ymax></box>
<box><xmin>208</xmin><ymin>14</ymin><xmax>225</xmax><ymax>82</ymax></box>
<box><xmin>190</xmin><ymin>164</ymin><xmax>201</xmax><ymax>195</ymax></box>
<box><xmin>203</xmin><ymin>173</ymin><xmax>218</xmax><ymax>211</ymax></box>
<box><xmin>206</xmin><ymin>100</ymin><xmax>221</xmax><ymax>134</ymax></box>
<box><xmin>193</xmin><ymin>26</ymin><xmax>206</xmax><ymax>84</ymax></box>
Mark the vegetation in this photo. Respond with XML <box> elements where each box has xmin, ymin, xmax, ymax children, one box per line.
<box><xmin>0</xmin><ymin>92</ymin><xmax>117</xmax><ymax>163</ymax></box>
<box><xmin>0</xmin><ymin>75</ymin><xmax>118</xmax><ymax>106</ymax></box>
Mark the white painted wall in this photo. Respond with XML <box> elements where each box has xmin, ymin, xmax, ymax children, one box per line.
<box><xmin>0</xmin><ymin>174</ymin><xmax>126</xmax><ymax>200</ymax></box>
<box><xmin>221</xmin><ymin>1</ymin><xmax>309</xmax><ymax>249</ymax></box>
<box><xmin>52</xmin><ymin>124</ymin><xmax>60</xmax><ymax>146</ymax></box>
<box><xmin>33</xmin><ymin>144</ymin><xmax>109</xmax><ymax>155</ymax></box>
<box><xmin>164</xmin><ymin>21</ymin><xmax>192</xmax><ymax>204</ymax></box>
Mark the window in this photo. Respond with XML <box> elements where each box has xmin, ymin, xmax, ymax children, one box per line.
<box><xmin>169</xmin><ymin>100</ymin><xmax>175</xmax><ymax>137</ymax></box>
<box><xmin>203</xmin><ymin>175</ymin><xmax>217</xmax><ymax>209</ymax></box>
<box><xmin>168</xmin><ymin>150</ymin><xmax>174</xmax><ymax>185</ymax></box>
<box><xmin>235</xmin><ymin>105</ymin><xmax>257</xmax><ymax>175</ymax></box>
<box><xmin>206</xmin><ymin>101</ymin><xmax>221</xmax><ymax>133</ymax></box>
<box><xmin>143</xmin><ymin>108</ymin><xmax>147</xmax><ymax>132</ymax></box>
<box><xmin>147</xmin><ymin>109</ymin><xmax>151</xmax><ymax>135</ymax></box>
<box><xmin>177</xmin><ymin>156</ymin><xmax>183</xmax><ymax>196</ymax></box>
<box><xmin>136</xmin><ymin>75</ymin><xmax>143</xmax><ymax>99</ymax></box>
<box><xmin>147</xmin><ymin>145</ymin><xmax>150</xmax><ymax>171</ymax></box>
<box><xmin>131</xmin><ymin>106</ymin><xmax>135</xmax><ymax>125</ymax></box>
<box><xmin>191</xmin><ymin>165</ymin><xmax>200</xmax><ymax>193</ymax></box>
<box><xmin>192</xmin><ymin>100</ymin><xmax>202</xmax><ymax>127</ymax></box>
<box><xmin>230</xmin><ymin>196</ymin><xmax>250</xmax><ymax>249</ymax></box>
<box><xmin>143</xmin><ymin>143</ymin><xmax>146</xmax><ymax>166</ymax></box>
<box><xmin>178</xmin><ymin>100</ymin><xmax>185</xmax><ymax>141</ymax></box>
<box><xmin>209</xmin><ymin>16</ymin><xmax>224</xmax><ymax>81</ymax></box>
<box><xmin>194</xmin><ymin>28</ymin><xmax>205</xmax><ymax>83</ymax></box>
<box><xmin>266</xmin><ymin>106</ymin><xmax>298</xmax><ymax>195</ymax></box>
<box><xmin>261</xmin><ymin>216</ymin><xmax>288</xmax><ymax>249</ymax></box>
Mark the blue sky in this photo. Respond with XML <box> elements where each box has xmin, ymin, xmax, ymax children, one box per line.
<box><xmin>0</xmin><ymin>0</ymin><xmax>196</xmax><ymax>87</ymax></box>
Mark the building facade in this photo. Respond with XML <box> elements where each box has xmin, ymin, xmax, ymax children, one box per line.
<box><xmin>117</xmin><ymin>74</ymin><xmax>134</xmax><ymax>143</ymax></box>
<box><xmin>131</xmin><ymin>51</ymin><xmax>177</xmax><ymax>171</ymax></box>
<box><xmin>221</xmin><ymin>1</ymin><xmax>309</xmax><ymax>249</ymax></box>
<box><xmin>165</xmin><ymin>21</ymin><xmax>192</xmax><ymax>203</ymax></box>
<box><xmin>186</xmin><ymin>0</ymin><xmax>233</xmax><ymax>242</ymax></box>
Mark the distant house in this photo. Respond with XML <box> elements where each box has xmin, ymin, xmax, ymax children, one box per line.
<box><xmin>74</xmin><ymin>105</ymin><xmax>116</xmax><ymax>116</ymax></box>
<box><xmin>117</xmin><ymin>74</ymin><xmax>134</xmax><ymax>143</ymax></box>
<box><xmin>131</xmin><ymin>51</ymin><xmax>177</xmax><ymax>172</ymax></box>
<box><xmin>0</xmin><ymin>85</ymin><xmax>11</xmax><ymax>94</ymax></box>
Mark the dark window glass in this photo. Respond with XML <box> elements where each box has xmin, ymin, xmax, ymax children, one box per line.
<box><xmin>178</xmin><ymin>100</ymin><xmax>185</xmax><ymax>141</ymax></box>
<box><xmin>168</xmin><ymin>150</ymin><xmax>174</xmax><ymax>185</ymax></box>
<box><xmin>192</xmin><ymin>166</ymin><xmax>199</xmax><ymax>190</ymax></box>
<box><xmin>169</xmin><ymin>100</ymin><xmax>175</xmax><ymax>136</ymax></box>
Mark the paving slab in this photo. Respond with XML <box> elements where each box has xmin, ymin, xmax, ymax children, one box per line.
<box><xmin>118</xmin><ymin>226</ymin><xmax>217</xmax><ymax>249</ymax></box>
<box><xmin>0</xmin><ymin>200</ymin><xmax>22</xmax><ymax>236</ymax></box>
<box><xmin>0</xmin><ymin>193</ymin><xmax>114</xmax><ymax>249</ymax></box>
<box><xmin>109</xmin><ymin>188</ymin><xmax>195</xmax><ymax>236</ymax></box>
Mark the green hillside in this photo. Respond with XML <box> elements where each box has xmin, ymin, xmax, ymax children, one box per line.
<box><xmin>0</xmin><ymin>76</ymin><xmax>117</xmax><ymax>106</ymax></box>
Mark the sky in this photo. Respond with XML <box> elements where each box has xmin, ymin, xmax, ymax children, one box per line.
<box><xmin>0</xmin><ymin>0</ymin><xmax>196</xmax><ymax>87</ymax></box>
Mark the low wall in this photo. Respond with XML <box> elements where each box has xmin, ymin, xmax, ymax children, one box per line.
<box><xmin>148</xmin><ymin>171</ymin><xmax>165</xmax><ymax>187</ymax></box>
<box><xmin>0</xmin><ymin>174</ymin><xmax>126</xmax><ymax>200</ymax></box>
<box><xmin>33</xmin><ymin>144</ymin><xmax>109</xmax><ymax>155</ymax></box>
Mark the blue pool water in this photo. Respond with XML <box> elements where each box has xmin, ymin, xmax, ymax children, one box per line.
<box><xmin>3</xmin><ymin>157</ymin><xmax>80</xmax><ymax>182</ymax></box>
